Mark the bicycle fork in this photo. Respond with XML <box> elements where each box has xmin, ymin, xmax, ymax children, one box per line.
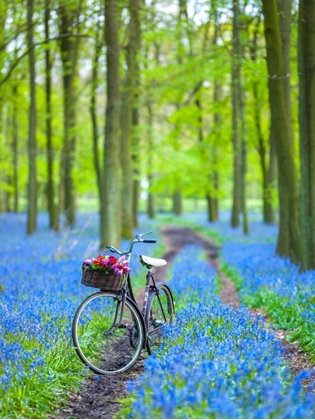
<box><xmin>103</xmin><ymin>291</ymin><xmax>127</xmax><ymax>335</ymax></box>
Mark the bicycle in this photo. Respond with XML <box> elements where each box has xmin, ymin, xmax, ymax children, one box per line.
<box><xmin>72</xmin><ymin>231</ymin><xmax>175</xmax><ymax>375</ymax></box>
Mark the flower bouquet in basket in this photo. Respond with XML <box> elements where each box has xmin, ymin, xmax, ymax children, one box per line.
<box><xmin>81</xmin><ymin>255</ymin><xmax>131</xmax><ymax>291</ymax></box>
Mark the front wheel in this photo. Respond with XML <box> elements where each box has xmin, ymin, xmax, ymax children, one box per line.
<box><xmin>146</xmin><ymin>283</ymin><xmax>174</xmax><ymax>354</ymax></box>
<box><xmin>72</xmin><ymin>292</ymin><xmax>145</xmax><ymax>375</ymax></box>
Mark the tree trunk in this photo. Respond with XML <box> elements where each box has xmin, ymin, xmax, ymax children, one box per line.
<box><xmin>262</xmin><ymin>0</ymin><xmax>301</xmax><ymax>262</ymax></box>
<box><xmin>250</xmin><ymin>16</ymin><xmax>269</xmax><ymax>223</ymax></box>
<box><xmin>0</xmin><ymin>4</ymin><xmax>8</xmax><ymax>214</ymax></box>
<box><xmin>207</xmin><ymin>83</ymin><xmax>220</xmax><ymax>223</ymax></box>
<box><xmin>231</xmin><ymin>0</ymin><xmax>242</xmax><ymax>229</ymax></box>
<box><xmin>26</xmin><ymin>0</ymin><xmax>37</xmax><ymax>234</ymax></box>
<box><xmin>206</xmin><ymin>3</ymin><xmax>220</xmax><ymax>222</ymax></box>
<box><xmin>12</xmin><ymin>84</ymin><xmax>19</xmax><ymax>212</ymax></box>
<box><xmin>146</xmin><ymin>100</ymin><xmax>155</xmax><ymax>219</ymax></box>
<box><xmin>298</xmin><ymin>0</ymin><xmax>315</xmax><ymax>270</ymax></box>
<box><xmin>173</xmin><ymin>190</ymin><xmax>183</xmax><ymax>215</ymax></box>
<box><xmin>58</xmin><ymin>1</ymin><xmax>82</xmax><ymax>227</ymax></box>
<box><xmin>131</xmin><ymin>3</ymin><xmax>141</xmax><ymax>229</ymax></box>
<box><xmin>132</xmin><ymin>100</ymin><xmax>140</xmax><ymax>227</ymax></box>
<box><xmin>275</xmin><ymin>0</ymin><xmax>294</xmax><ymax>248</ymax></box>
<box><xmin>101</xmin><ymin>0</ymin><xmax>121</xmax><ymax>249</ymax></box>
<box><xmin>45</xmin><ymin>0</ymin><xmax>57</xmax><ymax>230</ymax></box>
<box><xmin>265</xmin><ymin>130</ymin><xmax>278</xmax><ymax>224</ymax></box>
<box><xmin>90</xmin><ymin>23</ymin><xmax>103</xmax><ymax>201</ymax></box>
<box><xmin>277</xmin><ymin>0</ymin><xmax>293</xmax><ymax>146</ymax></box>
<box><xmin>120</xmin><ymin>0</ymin><xmax>140</xmax><ymax>238</ymax></box>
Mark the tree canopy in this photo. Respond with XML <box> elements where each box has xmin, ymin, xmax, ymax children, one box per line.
<box><xmin>0</xmin><ymin>0</ymin><xmax>314</xmax><ymax>269</ymax></box>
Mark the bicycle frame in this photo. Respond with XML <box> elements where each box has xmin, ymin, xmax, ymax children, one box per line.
<box><xmin>104</xmin><ymin>231</ymin><xmax>172</xmax><ymax>348</ymax></box>
<box><xmin>110</xmin><ymin>267</ymin><xmax>169</xmax><ymax>348</ymax></box>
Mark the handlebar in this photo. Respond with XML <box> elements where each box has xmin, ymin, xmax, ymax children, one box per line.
<box><xmin>105</xmin><ymin>231</ymin><xmax>157</xmax><ymax>257</ymax></box>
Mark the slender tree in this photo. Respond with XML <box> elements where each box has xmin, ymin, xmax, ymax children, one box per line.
<box><xmin>120</xmin><ymin>0</ymin><xmax>140</xmax><ymax>238</ymax></box>
<box><xmin>275</xmin><ymin>0</ymin><xmax>294</xmax><ymax>251</ymax></box>
<box><xmin>11</xmin><ymin>83</ymin><xmax>19</xmax><ymax>212</ymax></box>
<box><xmin>298</xmin><ymin>0</ymin><xmax>315</xmax><ymax>270</ymax></box>
<box><xmin>0</xmin><ymin>2</ymin><xmax>8</xmax><ymax>214</ymax></box>
<box><xmin>26</xmin><ymin>0</ymin><xmax>37</xmax><ymax>234</ymax></box>
<box><xmin>146</xmin><ymin>99</ymin><xmax>155</xmax><ymax>219</ymax></box>
<box><xmin>101</xmin><ymin>0</ymin><xmax>121</xmax><ymax>248</ymax></box>
<box><xmin>265</xmin><ymin>131</ymin><xmax>277</xmax><ymax>224</ymax></box>
<box><xmin>262</xmin><ymin>0</ymin><xmax>301</xmax><ymax>262</ymax></box>
<box><xmin>231</xmin><ymin>0</ymin><xmax>248</xmax><ymax>234</ymax></box>
<box><xmin>57</xmin><ymin>0</ymin><xmax>83</xmax><ymax>227</ymax></box>
<box><xmin>90</xmin><ymin>16</ymin><xmax>103</xmax><ymax>202</ymax></box>
<box><xmin>207</xmin><ymin>11</ymin><xmax>220</xmax><ymax>222</ymax></box>
<box><xmin>45</xmin><ymin>0</ymin><xmax>57</xmax><ymax>230</ymax></box>
<box><xmin>131</xmin><ymin>3</ymin><xmax>141</xmax><ymax>228</ymax></box>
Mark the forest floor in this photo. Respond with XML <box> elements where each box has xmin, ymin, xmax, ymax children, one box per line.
<box><xmin>54</xmin><ymin>225</ymin><xmax>315</xmax><ymax>419</ymax></box>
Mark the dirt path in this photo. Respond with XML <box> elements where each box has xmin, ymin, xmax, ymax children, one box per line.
<box><xmin>54</xmin><ymin>225</ymin><xmax>314</xmax><ymax>419</ymax></box>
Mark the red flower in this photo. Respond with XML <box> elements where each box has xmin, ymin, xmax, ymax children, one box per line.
<box><xmin>109</xmin><ymin>256</ymin><xmax>117</xmax><ymax>265</ymax></box>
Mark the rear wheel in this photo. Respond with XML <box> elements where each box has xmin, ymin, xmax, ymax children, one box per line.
<box><xmin>72</xmin><ymin>291</ymin><xmax>144</xmax><ymax>374</ymax></box>
<box><xmin>146</xmin><ymin>283</ymin><xmax>174</xmax><ymax>354</ymax></box>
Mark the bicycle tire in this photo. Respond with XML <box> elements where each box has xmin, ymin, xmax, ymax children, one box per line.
<box><xmin>72</xmin><ymin>291</ymin><xmax>145</xmax><ymax>375</ymax></box>
<box><xmin>146</xmin><ymin>282</ymin><xmax>174</xmax><ymax>354</ymax></box>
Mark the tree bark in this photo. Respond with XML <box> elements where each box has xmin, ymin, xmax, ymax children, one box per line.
<box><xmin>207</xmin><ymin>80</ymin><xmax>220</xmax><ymax>223</ymax></box>
<box><xmin>298</xmin><ymin>0</ymin><xmax>315</xmax><ymax>270</ymax></box>
<box><xmin>90</xmin><ymin>23</ymin><xmax>103</xmax><ymax>202</ymax></box>
<box><xmin>206</xmin><ymin>2</ymin><xmax>220</xmax><ymax>222</ymax></box>
<box><xmin>277</xmin><ymin>0</ymin><xmax>293</xmax><ymax>146</ymax></box>
<box><xmin>265</xmin><ymin>130</ymin><xmax>278</xmax><ymax>224</ymax></box>
<box><xmin>26</xmin><ymin>0</ymin><xmax>37</xmax><ymax>234</ymax></box>
<box><xmin>45</xmin><ymin>0</ymin><xmax>57</xmax><ymax>230</ymax></box>
<box><xmin>120</xmin><ymin>0</ymin><xmax>140</xmax><ymax>238</ymax></box>
<box><xmin>262</xmin><ymin>0</ymin><xmax>301</xmax><ymax>262</ymax></box>
<box><xmin>101</xmin><ymin>0</ymin><xmax>121</xmax><ymax>249</ymax></box>
<box><xmin>275</xmin><ymin>0</ymin><xmax>294</xmax><ymax>249</ymax></box>
<box><xmin>173</xmin><ymin>190</ymin><xmax>183</xmax><ymax>215</ymax></box>
<box><xmin>250</xmin><ymin>15</ymin><xmax>270</xmax><ymax>223</ymax></box>
<box><xmin>132</xmin><ymin>98</ymin><xmax>140</xmax><ymax>227</ymax></box>
<box><xmin>12</xmin><ymin>84</ymin><xmax>19</xmax><ymax>213</ymax></box>
<box><xmin>131</xmin><ymin>2</ymin><xmax>141</xmax><ymax>229</ymax></box>
<box><xmin>0</xmin><ymin>4</ymin><xmax>8</xmax><ymax>214</ymax></box>
<box><xmin>58</xmin><ymin>1</ymin><xmax>82</xmax><ymax>227</ymax></box>
<box><xmin>146</xmin><ymin>97</ymin><xmax>155</xmax><ymax>219</ymax></box>
<box><xmin>231</xmin><ymin>0</ymin><xmax>247</xmax><ymax>231</ymax></box>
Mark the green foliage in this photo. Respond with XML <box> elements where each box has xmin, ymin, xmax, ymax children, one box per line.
<box><xmin>0</xmin><ymin>333</ymin><xmax>86</xmax><ymax>419</ymax></box>
<box><xmin>115</xmin><ymin>394</ymin><xmax>137</xmax><ymax>419</ymax></box>
<box><xmin>219</xmin><ymin>261</ymin><xmax>244</xmax><ymax>291</ymax></box>
<box><xmin>0</xmin><ymin>0</ymin><xmax>287</xmax><ymax>218</ymax></box>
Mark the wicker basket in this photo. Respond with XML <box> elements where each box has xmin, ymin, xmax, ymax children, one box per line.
<box><xmin>81</xmin><ymin>267</ymin><xmax>124</xmax><ymax>291</ymax></box>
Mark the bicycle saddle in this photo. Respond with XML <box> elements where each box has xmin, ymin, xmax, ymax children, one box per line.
<box><xmin>139</xmin><ymin>255</ymin><xmax>167</xmax><ymax>269</ymax></box>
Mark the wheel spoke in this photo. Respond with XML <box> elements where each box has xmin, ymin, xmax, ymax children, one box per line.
<box><xmin>72</xmin><ymin>292</ymin><xmax>144</xmax><ymax>374</ymax></box>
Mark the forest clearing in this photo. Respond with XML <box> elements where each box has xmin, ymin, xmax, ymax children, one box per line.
<box><xmin>1</xmin><ymin>0</ymin><xmax>315</xmax><ymax>418</ymax></box>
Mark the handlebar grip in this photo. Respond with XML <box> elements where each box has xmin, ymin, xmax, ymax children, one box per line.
<box><xmin>143</xmin><ymin>239</ymin><xmax>156</xmax><ymax>243</ymax></box>
<box><xmin>106</xmin><ymin>245</ymin><xmax>118</xmax><ymax>253</ymax></box>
